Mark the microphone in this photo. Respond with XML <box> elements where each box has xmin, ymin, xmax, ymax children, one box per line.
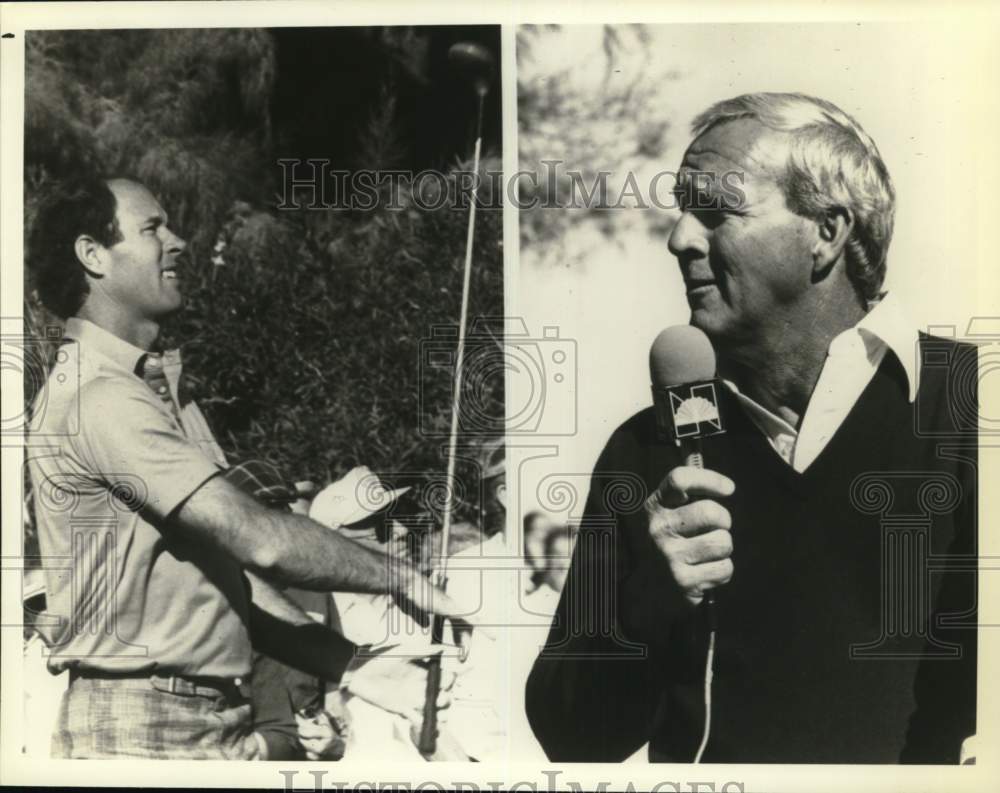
<box><xmin>649</xmin><ymin>324</ymin><xmax>727</xmax><ymax>764</ymax></box>
<box><xmin>649</xmin><ymin>325</ymin><xmax>727</xmax><ymax>603</ymax></box>
<box><xmin>649</xmin><ymin>324</ymin><xmax>725</xmax><ymax>456</ymax></box>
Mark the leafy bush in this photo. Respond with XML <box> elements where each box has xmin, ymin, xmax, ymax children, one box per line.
<box><xmin>170</xmin><ymin>165</ymin><xmax>504</xmax><ymax>500</ymax></box>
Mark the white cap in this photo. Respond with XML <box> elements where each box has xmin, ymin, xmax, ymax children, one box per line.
<box><xmin>309</xmin><ymin>466</ymin><xmax>410</xmax><ymax>529</ymax></box>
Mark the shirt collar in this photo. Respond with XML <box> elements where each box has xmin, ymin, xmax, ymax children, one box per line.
<box><xmin>722</xmin><ymin>292</ymin><xmax>920</xmax><ymax>406</ymax></box>
<box><xmin>852</xmin><ymin>291</ymin><xmax>921</xmax><ymax>403</ymax></box>
<box><xmin>723</xmin><ymin>379</ymin><xmax>798</xmax><ymax>436</ymax></box>
<box><xmin>63</xmin><ymin>318</ymin><xmax>186</xmax><ymax>392</ymax></box>
<box><xmin>63</xmin><ymin>317</ymin><xmax>147</xmax><ymax>375</ymax></box>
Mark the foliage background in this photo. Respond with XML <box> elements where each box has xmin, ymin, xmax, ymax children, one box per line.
<box><xmin>23</xmin><ymin>27</ymin><xmax>504</xmax><ymax>554</ymax></box>
<box><xmin>517</xmin><ymin>25</ymin><xmax>679</xmax><ymax>268</ymax></box>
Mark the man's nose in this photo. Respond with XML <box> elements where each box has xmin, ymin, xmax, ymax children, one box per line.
<box><xmin>667</xmin><ymin>211</ymin><xmax>709</xmax><ymax>260</ymax></box>
<box><xmin>165</xmin><ymin>228</ymin><xmax>187</xmax><ymax>255</ymax></box>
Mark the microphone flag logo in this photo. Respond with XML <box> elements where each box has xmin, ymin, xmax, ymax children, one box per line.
<box><xmin>652</xmin><ymin>379</ymin><xmax>726</xmax><ymax>442</ymax></box>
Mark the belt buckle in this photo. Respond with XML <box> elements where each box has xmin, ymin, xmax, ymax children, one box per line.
<box><xmin>166</xmin><ymin>675</ymin><xmax>196</xmax><ymax>696</ymax></box>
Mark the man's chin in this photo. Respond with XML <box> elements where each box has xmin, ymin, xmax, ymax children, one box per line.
<box><xmin>688</xmin><ymin>308</ymin><xmax>728</xmax><ymax>342</ymax></box>
<box><xmin>160</xmin><ymin>296</ymin><xmax>185</xmax><ymax>316</ymax></box>
<box><xmin>149</xmin><ymin>301</ymin><xmax>185</xmax><ymax>330</ymax></box>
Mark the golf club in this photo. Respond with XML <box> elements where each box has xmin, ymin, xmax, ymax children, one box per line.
<box><xmin>416</xmin><ymin>39</ymin><xmax>497</xmax><ymax>761</ymax></box>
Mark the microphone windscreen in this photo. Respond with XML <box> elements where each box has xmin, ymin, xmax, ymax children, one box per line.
<box><xmin>649</xmin><ymin>325</ymin><xmax>717</xmax><ymax>387</ymax></box>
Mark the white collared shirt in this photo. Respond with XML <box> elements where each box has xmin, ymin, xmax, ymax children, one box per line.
<box><xmin>724</xmin><ymin>293</ymin><xmax>920</xmax><ymax>473</ymax></box>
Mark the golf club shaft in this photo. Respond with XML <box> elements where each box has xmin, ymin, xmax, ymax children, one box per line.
<box><xmin>418</xmin><ymin>90</ymin><xmax>486</xmax><ymax>759</ymax></box>
<box><xmin>439</xmin><ymin>89</ymin><xmax>485</xmax><ymax>576</ymax></box>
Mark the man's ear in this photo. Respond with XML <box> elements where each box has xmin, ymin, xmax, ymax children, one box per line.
<box><xmin>811</xmin><ymin>207</ymin><xmax>853</xmax><ymax>280</ymax></box>
<box><xmin>73</xmin><ymin>234</ymin><xmax>109</xmax><ymax>279</ymax></box>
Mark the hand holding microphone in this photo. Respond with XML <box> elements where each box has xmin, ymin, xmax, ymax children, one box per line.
<box><xmin>645</xmin><ymin>465</ymin><xmax>735</xmax><ymax>608</ymax></box>
<box><xmin>646</xmin><ymin>325</ymin><xmax>734</xmax><ymax>611</ymax></box>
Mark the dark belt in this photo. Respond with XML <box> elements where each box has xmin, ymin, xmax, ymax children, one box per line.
<box><xmin>69</xmin><ymin>669</ymin><xmax>245</xmax><ymax>699</ymax></box>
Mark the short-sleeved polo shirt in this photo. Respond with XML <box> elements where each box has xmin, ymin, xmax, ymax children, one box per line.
<box><xmin>26</xmin><ymin>318</ymin><xmax>252</xmax><ymax>678</ymax></box>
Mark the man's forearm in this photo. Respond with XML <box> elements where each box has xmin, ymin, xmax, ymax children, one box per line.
<box><xmin>172</xmin><ymin>476</ymin><xmax>415</xmax><ymax>595</ymax></box>
<box><xmin>252</xmin><ymin>509</ymin><xmax>402</xmax><ymax>593</ymax></box>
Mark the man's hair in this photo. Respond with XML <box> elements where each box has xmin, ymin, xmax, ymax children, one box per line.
<box><xmin>692</xmin><ymin>92</ymin><xmax>896</xmax><ymax>301</ymax></box>
<box><xmin>28</xmin><ymin>177</ymin><xmax>122</xmax><ymax>318</ymax></box>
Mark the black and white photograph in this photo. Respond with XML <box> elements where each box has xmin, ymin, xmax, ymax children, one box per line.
<box><xmin>0</xmin><ymin>3</ymin><xmax>997</xmax><ymax>792</ymax></box>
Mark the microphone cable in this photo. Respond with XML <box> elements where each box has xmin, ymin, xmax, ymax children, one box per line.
<box><xmin>687</xmin><ymin>437</ymin><xmax>715</xmax><ymax>765</ymax></box>
<box><xmin>693</xmin><ymin>599</ymin><xmax>716</xmax><ymax>764</ymax></box>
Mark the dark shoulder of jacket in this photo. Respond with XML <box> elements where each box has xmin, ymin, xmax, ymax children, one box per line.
<box><xmin>914</xmin><ymin>333</ymin><xmax>979</xmax><ymax>437</ymax></box>
<box><xmin>585</xmin><ymin>406</ymin><xmax>686</xmax><ymax>518</ymax></box>
<box><xmin>592</xmin><ymin>406</ymin><xmax>661</xmax><ymax>474</ymax></box>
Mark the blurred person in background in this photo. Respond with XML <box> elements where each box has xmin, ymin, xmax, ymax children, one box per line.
<box><xmin>540</xmin><ymin>524</ymin><xmax>577</xmax><ymax>595</ymax></box>
<box><xmin>308</xmin><ymin>465</ymin><xmax>461</xmax><ymax>760</ymax></box>
<box><xmin>309</xmin><ymin>465</ymin><xmax>423</xmax><ymax>648</ymax></box>
<box><xmin>521</xmin><ymin>510</ymin><xmax>558</xmax><ymax>595</ymax></box>
<box><xmin>308</xmin><ymin>439</ymin><xmax>509</xmax><ymax>761</ymax></box>
<box><xmin>522</xmin><ymin>524</ymin><xmax>578</xmax><ymax>618</ymax></box>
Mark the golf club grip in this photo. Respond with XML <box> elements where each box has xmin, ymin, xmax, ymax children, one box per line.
<box><xmin>417</xmin><ymin>613</ymin><xmax>447</xmax><ymax>755</ymax></box>
<box><xmin>418</xmin><ymin>653</ymin><xmax>442</xmax><ymax>755</ymax></box>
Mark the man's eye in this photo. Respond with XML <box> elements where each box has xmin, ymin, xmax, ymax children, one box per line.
<box><xmin>690</xmin><ymin>206</ymin><xmax>726</xmax><ymax>228</ymax></box>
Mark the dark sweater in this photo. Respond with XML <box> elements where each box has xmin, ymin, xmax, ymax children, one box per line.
<box><xmin>525</xmin><ymin>337</ymin><xmax>977</xmax><ymax>764</ymax></box>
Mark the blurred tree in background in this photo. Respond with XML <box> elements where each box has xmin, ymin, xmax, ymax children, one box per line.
<box><xmin>23</xmin><ymin>27</ymin><xmax>503</xmax><ymax>557</ymax></box>
<box><xmin>517</xmin><ymin>25</ymin><xmax>681</xmax><ymax>268</ymax></box>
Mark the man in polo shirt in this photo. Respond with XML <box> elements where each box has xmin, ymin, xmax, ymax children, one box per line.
<box><xmin>526</xmin><ymin>93</ymin><xmax>978</xmax><ymax>763</ymax></box>
<box><xmin>25</xmin><ymin>177</ymin><xmax>472</xmax><ymax>759</ymax></box>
